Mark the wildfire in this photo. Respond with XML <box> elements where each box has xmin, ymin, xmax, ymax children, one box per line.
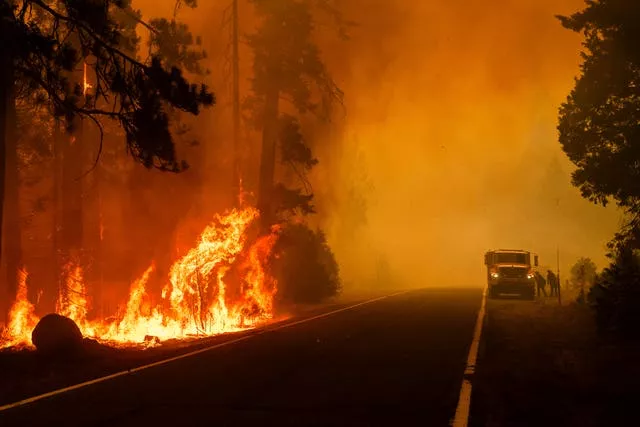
<box><xmin>0</xmin><ymin>270</ymin><xmax>38</xmax><ymax>349</ymax></box>
<box><xmin>0</xmin><ymin>207</ymin><xmax>281</xmax><ymax>349</ymax></box>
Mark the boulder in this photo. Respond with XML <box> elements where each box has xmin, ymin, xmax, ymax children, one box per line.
<box><xmin>31</xmin><ymin>313</ymin><xmax>83</xmax><ymax>355</ymax></box>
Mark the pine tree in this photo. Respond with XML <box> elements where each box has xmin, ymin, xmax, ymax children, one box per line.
<box><xmin>245</xmin><ymin>0</ymin><xmax>344</xmax><ymax>228</ymax></box>
<box><xmin>0</xmin><ymin>0</ymin><xmax>214</xmax><ymax>320</ymax></box>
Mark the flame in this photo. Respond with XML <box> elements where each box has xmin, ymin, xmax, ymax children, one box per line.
<box><xmin>57</xmin><ymin>261</ymin><xmax>90</xmax><ymax>330</ymax></box>
<box><xmin>83</xmin><ymin>62</ymin><xmax>92</xmax><ymax>96</ymax></box>
<box><xmin>1</xmin><ymin>208</ymin><xmax>282</xmax><ymax>349</ymax></box>
<box><xmin>1</xmin><ymin>270</ymin><xmax>38</xmax><ymax>349</ymax></box>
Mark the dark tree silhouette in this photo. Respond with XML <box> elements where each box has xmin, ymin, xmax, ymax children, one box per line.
<box><xmin>590</xmin><ymin>245</ymin><xmax>640</xmax><ymax>338</ymax></box>
<box><xmin>0</xmin><ymin>0</ymin><xmax>214</xmax><ymax>319</ymax></box>
<box><xmin>558</xmin><ymin>1</ymin><xmax>640</xmax><ymax>336</ymax></box>
<box><xmin>270</xmin><ymin>222</ymin><xmax>341</xmax><ymax>304</ymax></box>
<box><xmin>245</xmin><ymin>0</ymin><xmax>344</xmax><ymax>227</ymax></box>
<box><xmin>557</xmin><ymin>1</ymin><xmax>640</xmax><ymax>213</ymax></box>
<box><xmin>569</xmin><ymin>257</ymin><xmax>598</xmax><ymax>302</ymax></box>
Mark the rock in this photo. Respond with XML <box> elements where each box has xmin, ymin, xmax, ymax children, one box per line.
<box><xmin>31</xmin><ymin>313</ymin><xmax>83</xmax><ymax>355</ymax></box>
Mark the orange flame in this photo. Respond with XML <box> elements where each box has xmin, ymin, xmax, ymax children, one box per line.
<box><xmin>1</xmin><ymin>208</ymin><xmax>282</xmax><ymax>349</ymax></box>
<box><xmin>1</xmin><ymin>270</ymin><xmax>38</xmax><ymax>349</ymax></box>
<box><xmin>83</xmin><ymin>62</ymin><xmax>92</xmax><ymax>96</ymax></box>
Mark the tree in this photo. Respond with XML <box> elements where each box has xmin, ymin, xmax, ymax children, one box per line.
<box><xmin>589</xmin><ymin>245</ymin><xmax>640</xmax><ymax>339</ymax></box>
<box><xmin>245</xmin><ymin>0</ymin><xmax>344</xmax><ymax>228</ymax></box>
<box><xmin>557</xmin><ymin>1</ymin><xmax>640</xmax><ymax>217</ymax></box>
<box><xmin>270</xmin><ymin>222</ymin><xmax>341</xmax><ymax>304</ymax></box>
<box><xmin>558</xmin><ymin>0</ymin><xmax>640</xmax><ymax>336</ymax></box>
<box><xmin>0</xmin><ymin>0</ymin><xmax>214</xmax><ymax>320</ymax></box>
<box><xmin>569</xmin><ymin>257</ymin><xmax>598</xmax><ymax>302</ymax></box>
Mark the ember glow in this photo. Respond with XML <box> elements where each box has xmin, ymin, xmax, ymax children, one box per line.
<box><xmin>0</xmin><ymin>208</ymin><xmax>280</xmax><ymax>349</ymax></box>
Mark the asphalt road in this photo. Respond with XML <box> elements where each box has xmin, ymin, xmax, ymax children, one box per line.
<box><xmin>0</xmin><ymin>288</ymin><xmax>482</xmax><ymax>427</ymax></box>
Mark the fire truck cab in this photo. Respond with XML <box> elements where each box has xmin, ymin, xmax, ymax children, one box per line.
<box><xmin>484</xmin><ymin>249</ymin><xmax>538</xmax><ymax>299</ymax></box>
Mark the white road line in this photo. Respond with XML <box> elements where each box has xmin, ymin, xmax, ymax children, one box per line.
<box><xmin>0</xmin><ymin>291</ymin><xmax>408</xmax><ymax>413</ymax></box>
<box><xmin>451</xmin><ymin>286</ymin><xmax>488</xmax><ymax>427</ymax></box>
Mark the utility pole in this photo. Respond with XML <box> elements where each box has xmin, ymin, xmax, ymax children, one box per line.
<box><xmin>231</xmin><ymin>0</ymin><xmax>241</xmax><ymax>206</ymax></box>
<box><xmin>557</xmin><ymin>245</ymin><xmax>562</xmax><ymax>305</ymax></box>
<box><xmin>556</xmin><ymin>197</ymin><xmax>562</xmax><ymax>306</ymax></box>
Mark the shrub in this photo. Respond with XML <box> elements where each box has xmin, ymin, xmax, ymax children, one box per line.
<box><xmin>271</xmin><ymin>223</ymin><xmax>341</xmax><ymax>304</ymax></box>
<box><xmin>590</xmin><ymin>245</ymin><xmax>640</xmax><ymax>339</ymax></box>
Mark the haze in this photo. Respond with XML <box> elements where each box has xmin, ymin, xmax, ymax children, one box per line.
<box><xmin>133</xmin><ymin>0</ymin><xmax>621</xmax><ymax>291</ymax></box>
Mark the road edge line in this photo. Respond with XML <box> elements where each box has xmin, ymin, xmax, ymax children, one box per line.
<box><xmin>451</xmin><ymin>286</ymin><xmax>488</xmax><ymax>427</ymax></box>
<box><xmin>0</xmin><ymin>291</ymin><xmax>407</xmax><ymax>413</ymax></box>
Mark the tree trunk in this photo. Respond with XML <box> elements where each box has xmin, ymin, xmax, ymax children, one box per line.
<box><xmin>4</xmin><ymin>70</ymin><xmax>22</xmax><ymax>313</ymax></box>
<box><xmin>60</xmin><ymin>115</ymin><xmax>84</xmax><ymax>270</ymax></box>
<box><xmin>0</xmin><ymin>52</ymin><xmax>11</xmax><ymax>322</ymax></box>
<box><xmin>49</xmin><ymin>122</ymin><xmax>63</xmax><ymax>313</ymax></box>
<box><xmin>257</xmin><ymin>85</ymin><xmax>280</xmax><ymax>230</ymax></box>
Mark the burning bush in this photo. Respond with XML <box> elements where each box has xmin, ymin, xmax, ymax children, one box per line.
<box><xmin>270</xmin><ymin>223</ymin><xmax>341</xmax><ymax>305</ymax></box>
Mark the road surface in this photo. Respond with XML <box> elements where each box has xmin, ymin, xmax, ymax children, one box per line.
<box><xmin>0</xmin><ymin>288</ymin><xmax>482</xmax><ymax>427</ymax></box>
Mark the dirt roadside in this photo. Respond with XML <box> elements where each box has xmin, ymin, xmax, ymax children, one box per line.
<box><xmin>470</xmin><ymin>297</ymin><xmax>640</xmax><ymax>426</ymax></box>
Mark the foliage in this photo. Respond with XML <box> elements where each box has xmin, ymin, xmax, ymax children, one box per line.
<box><xmin>557</xmin><ymin>1</ymin><xmax>640</xmax><ymax>213</ymax></box>
<box><xmin>2</xmin><ymin>0</ymin><xmax>214</xmax><ymax>171</ymax></box>
<box><xmin>245</xmin><ymin>0</ymin><xmax>345</xmax><ymax>220</ymax></box>
<box><xmin>570</xmin><ymin>257</ymin><xmax>598</xmax><ymax>303</ymax></box>
<box><xmin>589</xmin><ymin>244</ymin><xmax>640</xmax><ymax>339</ymax></box>
<box><xmin>270</xmin><ymin>222</ymin><xmax>341</xmax><ymax>304</ymax></box>
<box><xmin>246</xmin><ymin>0</ymin><xmax>343</xmax><ymax>120</ymax></box>
<box><xmin>148</xmin><ymin>17</ymin><xmax>207</xmax><ymax>75</ymax></box>
<box><xmin>558</xmin><ymin>0</ymin><xmax>640</xmax><ymax>337</ymax></box>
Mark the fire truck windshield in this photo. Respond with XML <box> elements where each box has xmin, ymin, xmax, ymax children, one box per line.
<box><xmin>495</xmin><ymin>252</ymin><xmax>528</xmax><ymax>264</ymax></box>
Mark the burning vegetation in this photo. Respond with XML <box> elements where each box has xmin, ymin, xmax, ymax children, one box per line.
<box><xmin>0</xmin><ymin>0</ymin><xmax>347</xmax><ymax>354</ymax></box>
<box><xmin>1</xmin><ymin>207</ymin><xmax>280</xmax><ymax>349</ymax></box>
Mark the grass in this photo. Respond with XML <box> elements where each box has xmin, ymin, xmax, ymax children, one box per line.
<box><xmin>470</xmin><ymin>296</ymin><xmax>640</xmax><ymax>426</ymax></box>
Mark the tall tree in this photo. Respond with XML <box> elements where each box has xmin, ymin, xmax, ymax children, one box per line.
<box><xmin>124</xmin><ymin>1</ymin><xmax>209</xmax><ymax>291</ymax></box>
<box><xmin>557</xmin><ymin>1</ymin><xmax>640</xmax><ymax>226</ymax></box>
<box><xmin>0</xmin><ymin>0</ymin><xmax>214</xmax><ymax>320</ymax></box>
<box><xmin>2</xmin><ymin>64</ymin><xmax>21</xmax><ymax>308</ymax></box>
<box><xmin>245</xmin><ymin>0</ymin><xmax>344</xmax><ymax>228</ymax></box>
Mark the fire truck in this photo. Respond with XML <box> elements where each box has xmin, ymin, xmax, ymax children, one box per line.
<box><xmin>484</xmin><ymin>249</ymin><xmax>538</xmax><ymax>299</ymax></box>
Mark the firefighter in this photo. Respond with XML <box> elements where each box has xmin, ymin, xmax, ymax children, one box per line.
<box><xmin>535</xmin><ymin>271</ymin><xmax>547</xmax><ymax>297</ymax></box>
<box><xmin>547</xmin><ymin>270</ymin><xmax>558</xmax><ymax>297</ymax></box>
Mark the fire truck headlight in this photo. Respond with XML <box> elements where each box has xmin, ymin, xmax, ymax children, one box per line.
<box><xmin>527</xmin><ymin>273</ymin><xmax>535</xmax><ymax>280</ymax></box>
<box><xmin>491</xmin><ymin>272</ymin><xmax>499</xmax><ymax>279</ymax></box>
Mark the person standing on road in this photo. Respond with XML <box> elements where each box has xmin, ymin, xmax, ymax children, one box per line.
<box><xmin>535</xmin><ymin>271</ymin><xmax>547</xmax><ymax>297</ymax></box>
<box><xmin>547</xmin><ymin>270</ymin><xmax>558</xmax><ymax>297</ymax></box>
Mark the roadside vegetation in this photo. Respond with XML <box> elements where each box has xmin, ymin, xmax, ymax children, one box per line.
<box><xmin>471</xmin><ymin>299</ymin><xmax>640</xmax><ymax>427</ymax></box>
<box><xmin>558</xmin><ymin>0</ymin><xmax>640</xmax><ymax>340</ymax></box>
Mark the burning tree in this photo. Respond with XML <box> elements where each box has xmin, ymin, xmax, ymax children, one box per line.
<box><xmin>0</xmin><ymin>1</ymin><xmax>214</xmax><ymax>320</ymax></box>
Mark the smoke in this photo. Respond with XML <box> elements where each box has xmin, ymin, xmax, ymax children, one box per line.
<box><xmin>126</xmin><ymin>0</ymin><xmax>622</xmax><ymax>293</ymax></box>
<box><xmin>312</xmin><ymin>0</ymin><xmax>622</xmax><ymax>289</ymax></box>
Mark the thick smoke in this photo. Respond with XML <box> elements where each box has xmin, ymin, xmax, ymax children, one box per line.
<box><xmin>130</xmin><ymin>0</ymin><xmax>621</xmax><ymax>293</ymax></box>
<box><xmin>312</xmin><ymin>0</ymin><xmax>621</xmax><ymax>289</ymax></box>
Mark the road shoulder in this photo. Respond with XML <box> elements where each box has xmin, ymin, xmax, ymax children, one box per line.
<box><xmin>470</xmin><ymin>298</ymin><xmax>640</xmax><ymax>426</ymax></box>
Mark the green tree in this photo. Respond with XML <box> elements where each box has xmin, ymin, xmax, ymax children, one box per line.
<box><xmin>0</xmin><ymin>0</ymin><xmax>214</xmax><ymax>320</ymax></box>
